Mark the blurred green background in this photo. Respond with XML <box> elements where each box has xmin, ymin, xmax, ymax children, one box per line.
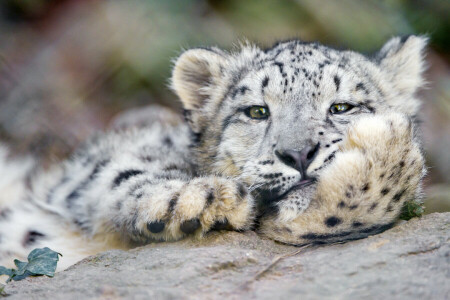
<box><xmin>0</xmin><ymin>0</ymin><xmax>448</xmax><ymax>213</ymax></box>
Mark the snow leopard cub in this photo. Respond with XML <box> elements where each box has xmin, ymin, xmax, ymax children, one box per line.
<box><xmin>0</xmin><ymin>35</ymin><xmax>426</xmax><ymax>271</ymax></box>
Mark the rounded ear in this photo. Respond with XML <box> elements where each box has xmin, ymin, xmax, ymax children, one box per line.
<box><xmin>376</xmin><ymin>35</ymin><xmax>428</xmax><ymax>96</ymax></box>
<box><xmin>171</xmin><ymin>48</ymin><xmax>227</xmax><ymax>110</ymax></box>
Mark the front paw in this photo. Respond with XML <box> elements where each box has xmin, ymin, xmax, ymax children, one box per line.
<box><xmin>137</xmin><ymin>177</ymin><xmax>255</xmax><ymax>240</ymax></box>
<box><xmin>260</xmin><ymin>113</ymin><xmax>425</xmax><ymax>245</ymax></box>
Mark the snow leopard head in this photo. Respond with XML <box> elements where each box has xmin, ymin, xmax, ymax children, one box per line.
<box><xmin>171</xmin><ymin>36</ymin><xmax>427</xmax><ymax>212</ymax></box>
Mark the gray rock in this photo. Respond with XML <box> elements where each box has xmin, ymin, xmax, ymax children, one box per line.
<box><xmin>4</xmin><ymin>213</ymin><xmax>449</xmax><ymax>299</ymax></box>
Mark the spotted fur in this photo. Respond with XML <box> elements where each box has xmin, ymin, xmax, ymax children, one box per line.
<box><xmin>0</xmin><ymin>36</ymin><xmax>427</xmax><ymax>277</ymax></box>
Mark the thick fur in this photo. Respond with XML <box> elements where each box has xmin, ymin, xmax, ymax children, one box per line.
<box><xmin>0</xmin><ymin>36</ymin><xmax>427</xmax><ymax>278</ymax></box>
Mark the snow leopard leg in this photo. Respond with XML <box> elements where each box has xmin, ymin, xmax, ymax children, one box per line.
<box><xmin>259</xmin><ymin>113</ymin><xmax>425</xmax><ymax>245</ymax></box>
<box><xmin>58</xmin><ymin>157</ymin><xmax>256</xmax><ymax>244</ymax></box>
<box><xmin>104</xmin><ymin>175</ymin><xmax>255</xmax><ymax>243</ymax></box>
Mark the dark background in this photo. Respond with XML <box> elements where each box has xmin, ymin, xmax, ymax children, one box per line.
<box><xmin>0</xmin><ymin>0</ymin><xmax>448</xmax><ymax>213</ymax></box>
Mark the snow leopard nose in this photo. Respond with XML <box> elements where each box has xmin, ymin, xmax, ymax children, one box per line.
<box><xmin>275</xmin><ymin>143</ymin><xmax>320</xmax><ymax>176</ymax></box>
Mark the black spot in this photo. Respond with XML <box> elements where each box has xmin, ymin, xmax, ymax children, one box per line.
<box><xmin>362</xmin><ymin>183</ymin><xmax>370</xmax><ymax>192</ymax></box>
<box><xmin>239</xmin><ymin>86</ymin><xmax>249</xmax><ymax>95</ymax></box>
<box><xmin>163</xmin><ymin>136</ymin><xmax>173</xmax><ymax>147</ymax></box>
<box><xmin>368</xmin><ymin>202</ymin><xmax>378</xmax><ymax>212</ymax></box>
<box><xmin>0</xmin><ymin>208</ymin><xmax>11</xmax><ymax>220</ymax></box>
<box><xmin>23</xmin><ymin>230</ymin><xmax>45</xmax><ymax>246</ymax></box>
<box><xmin>332</xmin><ymin>139</ymin><xmax>342</xmax><ymax>144</ymax></box>
<box><xmin>283</xmin><ymin>227</ymin><xmax>292</xmax><ymax>233</ymax></box>
<box><xmin>349</xmin><ymin>204</ymin><xmax>358</xmax><ymax>210</ymax></box>
<box><xmin>325</xmin><ymin>216</ymin><xmax>342</xmax><ymax>227</ymax></box>
<box><xmin>66</xmin><ymin>189</ymin><xmax>80</xmax><ymax>207</ymax></box>
<box><xmin>262</xmin><ymin>76</ymin><xmax>269</xmax><ymax>88</ymax></box>
<box><xmin>333</xmin><ymin>75</ymin><xmax>340</xmax><ymax>91</ymax></box>
<box><xmin>318</xmin><ymin>132</ymin><xmax>324</xmax><ymax>135</ymax></box>
<box><xmin>274</xmin><ymin>62</ymin><xmax>284</xmax><ymax>74</ymax></box>
<box><xmin>211</xmin><ymin>219</ymin><xmax>231</xmax><ymax>231</ymax></box>
<box><xmin>338</xmin><ymin>201</ymin><xmax>346</xmax><ymax>208</ymax></box>
<box><xmin>392</xmin><ymin>189</ymin><xmax>406</xmax><ymax>202</ymax></box>
<box><xmin>168</xmin><ymin>193</ymin><xmax>179</xmax><ymax>214</ymax></box>
<box><xmin>147</xmin><ymin>221</ymin><xmax>165</xmax><ymax>233</ymax></box>
<box><xmin>301</xmin><ymin>223</ymin><xmax>394</xmax><ymax>242</ymax></box>
<box><xmin>301</xmin><ymin>233</ymin><xmax>319</xmax><ymax>240</ymax></box>
<box><xmin>380</xmin><ymin>173</ymin><xmax>385</xmax><ymax>179</ymax></box>
<box><xmin>399</xmin><ymin>161</ymin><xmax>405</xmax><ymax>168</ymax></box>
<box><xmin>380</xmin><ymin>188</ymin><xmax>390</xmax><ymax>196</ymax></box>
<box><xmin>67</xmin><ymin>159</ymin><xmax>109</xmax><ymax>208</ymax></box>
<box><xmin>113</xmin><ymin>170</ymin><xmax>144</xmax><ymax>188</ymax></box>
<box><xmin>140</xmin><ymin>155</ymin><xmax>153</xmax><ymax>162</ymax></box>
<box><xmin>352</xmin><ymin>221</ymin><xmax>363</xmax><ymax>227</ymax></box>
<box><xmin>180</xmin><ymin>218</ymin><xmax>201</xmax><ymax>234</ymax></box>
<box><xmin>163</xmin><ymin>164</ymin><xmax>179</xmax><ymax>171</ymax></box>
<box><xmin>206</xmin><ymin>189</ymin><xmax>215</xmax><ymax>205</ymax></box>
<box><xmin>355</xmin><ymin>82</ymin><xmax>365</xmax><ymax>91</ymax></box>
<box><xmin>238</xmin><ymin>183</ymin><xmax>248</xmax><ymax>199</ymax></box>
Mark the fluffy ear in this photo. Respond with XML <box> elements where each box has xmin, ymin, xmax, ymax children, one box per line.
<box><xmin>377</xmin><ymin>35</ymin><xmax>428</xmax><ymax>96</ymax></box>
<box><xmin>171</xmin><ymin>48</ymin><xmax>226</xmax><ymax>111</ymax></box>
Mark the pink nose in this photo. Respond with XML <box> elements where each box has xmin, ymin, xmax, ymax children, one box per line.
<box><xmin>275</xmin><ymin>143</ymin><xmax>320</xmax><ymax>176</ymax></box>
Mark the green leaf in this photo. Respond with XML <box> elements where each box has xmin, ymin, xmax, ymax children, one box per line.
<box><xmin>399</xmin><ymin>200</ymin><xmax>424</xmax><ymax>221</ymax></box>
<box><xmin>0</xmin><ymin>266</ymin><xmax>13</xmax><ymax>277</ymax></box>
<box><xmin>0</xmin><ymin>247</ymin><xmax>61</xmax><ymax>282</ymax></box>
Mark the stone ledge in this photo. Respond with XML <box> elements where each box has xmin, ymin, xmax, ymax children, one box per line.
<box><xmin>4</xmin><ymin>212</ymin><xmax>449</xmax><ymax>299</ymax></box>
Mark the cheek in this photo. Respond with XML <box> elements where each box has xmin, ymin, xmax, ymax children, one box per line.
<box><xmin>215</xmin><ymin>124</ymin><xmax>264</xmax><ymax>172</ymax></box>
<box><xmin>223</xmin><ymin>124</ymin><xmax>264</xmax><ymax>156</ymax></box>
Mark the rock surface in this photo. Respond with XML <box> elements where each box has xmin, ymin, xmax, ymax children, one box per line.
<box><xmin>3</xmin><ymin>213</ymin><xmax>449</xmax><ymax>299</ymax></box>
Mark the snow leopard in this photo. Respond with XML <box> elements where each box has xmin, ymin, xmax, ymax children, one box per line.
<box><xmin>0</xmin><ymin>35</ymin><xmax>427</xmax><ymax>273</ymax></box>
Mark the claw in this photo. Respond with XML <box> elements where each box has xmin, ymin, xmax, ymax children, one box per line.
<box><xmin>147</xmin><ymin>221</ymin><xmax>165</xmax><ymax>233</ymax></box>
<box><xmin>211</xmin><ymin>219</ymin><xmax>232</xmax><ymax>231</ymax></box>
<box><xmin>180</xmin><ymin>218</ymin><xmax>201</xmax><ymax>234</ymax></box>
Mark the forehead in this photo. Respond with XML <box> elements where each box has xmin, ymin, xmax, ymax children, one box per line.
<box><xmin>231</xmin><ymin>41</ymin><xmax>376</xmax><ymax>104</ymax></box>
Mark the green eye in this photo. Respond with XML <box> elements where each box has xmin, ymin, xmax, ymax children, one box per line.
<box><xmin>245</xmin><ymin>106</ymin><xmax>270</xmax><ymax>119</ymax></box>
<box><xmin>330</xmin><ymin>103</ymin><xmax>354</xmax><ymax>114</ymax></box>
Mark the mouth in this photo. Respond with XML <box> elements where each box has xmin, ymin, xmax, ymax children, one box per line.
<box><xmin>278</xmin><ymin>177</ymin><xmax>317</xmax><ymax>199</ymax></box>
<box><xmin>293</xmin><ymin>177</ymin><xmax>317</xmax><ymax>189</ymax></box>
<box><xmin>256</xmin><ymin>177</ymin><xmax>317</xmax><ymax>203</ymax></box>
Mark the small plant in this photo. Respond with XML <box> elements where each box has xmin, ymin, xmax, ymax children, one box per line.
<box><xmin>0</xmin><ymin>247</ymin><xmax>61</xmax><ymax>282</ymax></box>
<box><xmin>399</xmin><ymin>200</ymin><xmax>424</xmax><ymax>221</ymax></box>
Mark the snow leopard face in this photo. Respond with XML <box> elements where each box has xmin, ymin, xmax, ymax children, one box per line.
<box><xmin>171</xmin><ymin>36</ymin><xmax>426</xmax><ymax>214</ymax></box>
